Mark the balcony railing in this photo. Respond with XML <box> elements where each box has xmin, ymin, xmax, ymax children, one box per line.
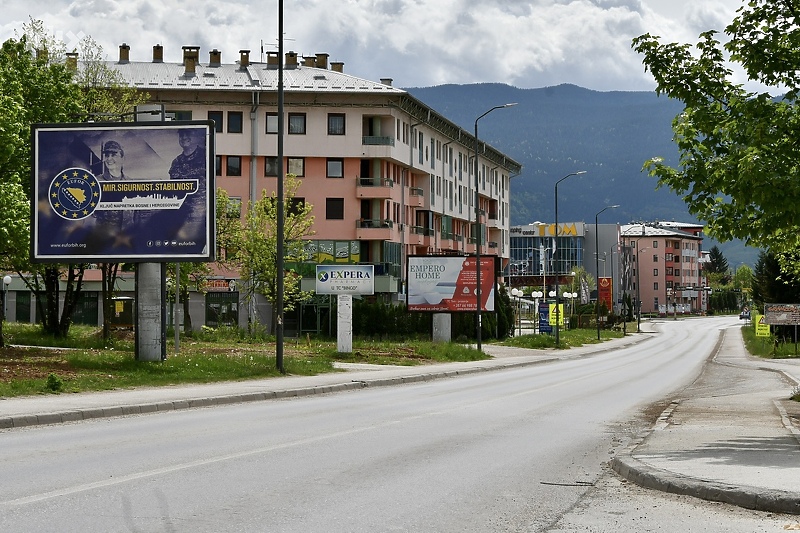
<box><xmin>362</xmin><ymin>136</ymin><xmax>395</xmax><ymax>146</ymax></box>
<box><xmin>409</xmin><ymin>187</ymin><xmax>424</xmax><ymax>197</ymax></box>
<box><xmin>358</xmin><ymin>177</ymin><xmax>393</xmax><ymax>187</ymax></box>
<box><xmin>357</xmin><ymin>218</ymin><xmax>394</xmax><ymax>229</ymax></box>
<box><xmin>411</xmin><ymin>225</ymin><xmax>435</xmax><ymax>237</ymax></box>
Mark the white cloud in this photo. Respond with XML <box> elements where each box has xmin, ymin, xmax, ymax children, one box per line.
<box><xmin>0</xmin><ymin>0</ymin><xmax>750</xmax><ymax>91</ymax></box>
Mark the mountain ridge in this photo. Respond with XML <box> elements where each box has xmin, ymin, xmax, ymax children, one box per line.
<box><xmin>404</xmin><ymin>83</ymin><xmax>757</xmax><ymax>267</ymax></box>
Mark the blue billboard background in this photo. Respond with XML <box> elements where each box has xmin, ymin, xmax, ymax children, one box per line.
<box><xmin>32</xmin><ymin>122</ymin><xmax>214</xmax><ymax>262</ymax></box>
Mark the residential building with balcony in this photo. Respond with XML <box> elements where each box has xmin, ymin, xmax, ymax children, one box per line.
<box><xmin>621</xmin><ymin>222</ymin><xmax>705</xmax><ymax>315</ymax></box>
<box><xmin>81</xmin><ymin>44</ymin><xmax>521</xmax><ymax>332</ymax></box>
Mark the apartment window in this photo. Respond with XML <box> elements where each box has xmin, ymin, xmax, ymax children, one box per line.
<box><xmin>288</xmin><ymin>157</ymin><xmax>305</xmax><ymax>176</ymax></box>
<box><xmin>653</xmin><ymin>255</ymin><xmax>658</xmax><ymax>263</ymax></box>
<box><xmin>215</xmin><ymin>155</ymin><xmax>222</xmax><ymax>176</ymax></box>
<box><xmin>327</xmin><ymin>158</ymin><xmax>344</xmax><ymax>178</ymax></box>
<box><xmin>265</xmin><ymin>156</ymin><xmax>278</xmax><ymax>177</ymax></box>
<box><xmin>226</xmin><ymin>156</ymin><xmax>242</xmax><ymax>176</ymax></box>
<box><xmin>326</xmin><ymin>198</ymin><xmax>344</xmax><ymax>220</ymax></box>
<box><xmin>170</xmin><ymin>110</ymin><xmax>192</xmax><ymax>120</ymax></box>
<box><xmin>208</xmin><ymin>111</ymin><xmax>223</xmax><ymax>133</ymax></box>
<box><xmin>654</xmin><ymin>269</ymin><xmax>659</xmax><ymax>277</ymax></box>
<box><xmin>289</xmin><ymin>197</ymin><xmax>305</xmax><ymax>216</ymax></box>
<box><xmin>328</xmin><ymin>113</ymin><xmax>345</xmax><ymax>135</ymax></box>
<box><xmin>288</xmin><ymin>113</ymin><xmax>306</xmax><ymax>134</ymax></box>
<box><xmin>226</xmin><ymin>197</ymin><xmax>242</xmax><ymax>218</ymax></box>
<box><xmin>227</xmin><ymin>112</ymin><xmax>243</xmax><ymax>133</ymax></box>
<box><xmin>652</xmin><ymin>240</ymin><xmax>658</xmax><ymax>248</ymax></box>
<box><xmin>654</xmin><ymin>282</ymin><xmax>659</xmax><ymax>290</ymax></box>
<box><xmin>266</xmin><ymin>112</ymin><xmax>278</xmax><ymax>134</ymax></box>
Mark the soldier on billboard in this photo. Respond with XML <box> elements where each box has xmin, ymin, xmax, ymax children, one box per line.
<box><xmin>98</xmin><ymin>140</ymin><xmax>127</xmax><ymax>181</ymax></box>
<box><xmin>168</xmin><ymin>128</ymin><xmax>206</xmax><ymax>241</ymax></box>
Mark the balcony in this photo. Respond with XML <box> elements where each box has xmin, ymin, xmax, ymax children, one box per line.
<box><xmin>356</xmin><ymin>218</ymin><xmax>394</xmax><ymax>240</ymax></box>
<box><xmin>408</xmin><ymin>187</ymin><xmax>425</xmax><ymax>208</ymax></box>
<box><xmin>409</xmin><ymin>225</ymin><xmax>434</xmax><ymax>246</ymax></box>
<box><xmin>362</xmin><ymin>136</ymin><xmax>395</xmax><ymax>146</ymax></box>
<box><xmin>356</xmin><ymin>177</ymin><xmax>394</xmax><ymax>199</ymax></box>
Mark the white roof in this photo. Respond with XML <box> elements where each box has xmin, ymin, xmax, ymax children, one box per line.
<box><xmin>99</xmin><ymin>61</ymin><xmax>405</xmax><ymax>94</ymax></box>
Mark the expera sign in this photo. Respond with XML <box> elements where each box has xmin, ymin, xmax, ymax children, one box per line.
<box><xmin>407</xmin><ymin>256</ymin><xmax>496</xmax><ymax>312</ymax></box>
<box><xmin>31</xmin><ymin>122</ymin><xmax>215</xmax><ymax>262</ymax></box>
<box><xmin>316</xmin><ymin>265</ymin><xmax>375</xmax><ymax>295</ymax></box>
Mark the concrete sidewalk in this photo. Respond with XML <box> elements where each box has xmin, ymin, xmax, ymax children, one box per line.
<box><xmin>611</xmin><ymin>324</ymin><xmax>800</xmax><ymax>514</ymax></box>
<box><xmin>2</xmin><ymin>320</ymin><xmax>799</xmax><ymax>515</ymax></box>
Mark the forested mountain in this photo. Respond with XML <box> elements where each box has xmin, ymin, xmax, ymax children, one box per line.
<box><xmin>405</xmin><ymin>83</ymin><xmax>757</xmax><ymax>266</ymax></box>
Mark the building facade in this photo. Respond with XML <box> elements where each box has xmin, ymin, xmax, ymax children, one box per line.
<box><xmin>59</xmin><ymin>44</ymin><xmax>521</xmax><ymax>332</ymax></box>
<box><xmin>621</xmin><ymin>223</ymin><xmax>705</xmax><ymax>315</ymax></box>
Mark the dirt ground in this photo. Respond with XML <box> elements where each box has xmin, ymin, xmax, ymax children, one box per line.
<box><xmin>0</xmin><ymin>346</ymin><xmax>81</xmax><ymax>383</ymax></box>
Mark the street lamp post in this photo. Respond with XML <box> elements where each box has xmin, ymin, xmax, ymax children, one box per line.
<box><xmin>2</xmin><ymin>275</ymin><xmax>10</xmax><ymax>322</ymax></box>
<box><xmin>511</xmin><ymin>288</ymin><xmax>522</xmax><ymax>336</ymax></box>
<box><xmin>595</xmin><ymin>205</ymin><xmax>619</xmax><ymax>341</ymax></box>
<box><xmin>474</xmin><ymin>102</ymin><xmax>517</xmax><ymax>352</ymax></box>
<box><xmin>531</xmin><ymin>290</ymin><xmax>543</xmax><ymax>333</ymax></box>
<box><xmin>554</xmin><ymin>171</ymin><xmax>586</xmax><ymax>346</ymax></box>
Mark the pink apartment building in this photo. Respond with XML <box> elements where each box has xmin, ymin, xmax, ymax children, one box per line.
<box><xmin>621</xmin><ymin>222</ymin><xmax>706</xmax><ymax>315</ymax></box>
<box><xmin>99</xmin><ymin>44</ymin><xmax>521</xmax><ymax>331</ymax></box>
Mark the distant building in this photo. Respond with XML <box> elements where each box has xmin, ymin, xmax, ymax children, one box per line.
<box><xmin>621</xmin><ymin>222</ymin><xmax>705</xmax><ymax>315</ymax></box>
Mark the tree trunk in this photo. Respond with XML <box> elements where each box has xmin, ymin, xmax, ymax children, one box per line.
<box><xmin>100</xmin><ymin>263</ymin><xmax>119</xmax><ymax>340</ymax></box>
<box><xmin>182</xmin><ymin>288</ymin><xmax>192</xmax><ymax>333</ymax></box>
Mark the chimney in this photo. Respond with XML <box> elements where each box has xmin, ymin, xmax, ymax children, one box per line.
<box><xmin>239</xmin><ymin>49</ymin><xmax>250</xmax><ymax>68</ymax></box>
<box><xmin>182</xmin><ymin>46</ymin><xmax>200</xmax><ymax>66</ymax></box>
<box><xmin>302</xmin><ymin>56</ymin><xmax>316</xmax><ymax>67</ymax></box>
<box><xmin>119</xmin><ymin>43</ymin><xmax>130</xmax><ymax>64</ymax></box>
<box><xmin>153</xmin><ymin>44</ymin><xmax>163</xmax><ymax>63</ymax></box>
<box><xmin>65</xmin><ymin>52</ymin><xmax>78</xmax><ymax>71</ymax></box>
<box><xmin>209</xmin><ymin>49</ymin><xmax>221</xmax><ymax>67</ymax></box>
<box><xmin>380</xmin><ymin>78</ymin><xmax>393</xmax><ymax>86</ymax></box>
<box><xmin>315</xmin><ymin>53</ymin><xmax>329</xmax><ymax>70</ymax></box>
<box><xmin>285</xmin><ymin>51</ymin><xmax>298</xmax><ymax>68</ymax></box>
<box><xmin>266</xmin><ymin>52</ymin><xmax>279</xmax><ymax>68</ymax></box>
<box><xmin>331</xmin><ymin>61</ymin><xmax>344</xmax><ymax>73</ymax></box>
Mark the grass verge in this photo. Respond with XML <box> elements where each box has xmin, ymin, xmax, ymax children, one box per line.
<box><xmin>0</xmin><ymin>323</ymin><xmax>489</xmax><ymax>397</ymax></box>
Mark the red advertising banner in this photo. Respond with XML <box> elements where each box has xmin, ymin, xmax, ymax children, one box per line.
<box><xmin>598</xmin><ymin>277</ymin><xmax>613</xmax><ymax>311</ymax></box>
<box><xmin>407</xmin><ymin>256</ymin><xmax>496</xmax><ymax>312</ymax></box>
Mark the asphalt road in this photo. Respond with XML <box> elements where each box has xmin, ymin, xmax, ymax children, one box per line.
<box><xmin>0</xmin><ymin>316</ymin><xmax>776</xmax><ymax>532</ymax></box>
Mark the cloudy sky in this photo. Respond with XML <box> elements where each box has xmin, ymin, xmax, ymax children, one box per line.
<box><xmin>2</xmin><ymin>0</ymin><xmax>748</xmax><ymax>91</ymax></box>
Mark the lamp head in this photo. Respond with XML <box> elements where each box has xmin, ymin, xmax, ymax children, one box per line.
<box><xmin>3</xmin><ymin>275</ymin><xmax>11</xmax><ymax>287</ymax></box>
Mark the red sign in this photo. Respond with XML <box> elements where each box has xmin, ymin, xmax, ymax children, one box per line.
<box><xmin>598</xmin><ymin>277</ymin><xmax>613</xmax><ymax>311</ymax></box>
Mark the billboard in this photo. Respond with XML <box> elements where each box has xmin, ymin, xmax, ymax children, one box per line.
<box><xmin>31</xmin><ymin>122</ymin><xmax>215</xmax><ymax>262</ymax></box>
<box><xmin>763</xmin><ymin>303</ymin><xmax>800</xmax><ymax>325</ymax></box>
<box><xmin>407</xmin><ymin>256</ymin><xmax>496</xmax><ymax>312</ymax></box>
<box><xmin>316</xmin><ymin>265</ymin><xmax>375</xmax><ymax>295</ymax></box>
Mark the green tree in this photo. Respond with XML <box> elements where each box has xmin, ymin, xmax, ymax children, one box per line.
<box><xmin>237</xmin><ymin>176</ymin><xmax>315</xmax><ymax>333</ymax></box>
<box><xmin>1</xmin><ymin>20</ymin><xmax>148</xmax><ymax>340</ymax></box>
<box><xmin>705</xmin><ymin>245</ymin><xmax>731</xmax><ymax>286</ymax></box>
<box><xmin>752</xmin><ymin>251</ymin><xmax>800</xmax><ymax>309</ymax></box>
<box><xmin>632</xmin><ymin>1</ymin><xmax>800</xmax><ymax>272</ymax></box>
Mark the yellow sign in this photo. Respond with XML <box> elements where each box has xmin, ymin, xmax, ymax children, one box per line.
<box><xmin>548</xmin><ymin>303</ymin><xmax>565</xmax><ymax>326</ymax></box>
<box><xmin>115</xmin><ymin>300</ymin><xmax>125</xmax><ymax>313</ymax></box>
<box><xmin>754</xmin><ymin>314</ymin><xmax>770</xmax><ymax>337</ymax></box>
<box><xmin>540</xmin><ymin>223</ymin><xmax>578</xmax><ymax>237</ymax></box>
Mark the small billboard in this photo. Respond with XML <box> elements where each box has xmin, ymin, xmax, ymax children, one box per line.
<box><xmin>316</xmin><ymin>265</ymin><xmax>375</xmax><ymax>295</ymax></box>
<box><xmin>407</xmin><ymin>256</ymin><xmax>496</xmax><ymax>312</ymax></box>
<box><xmin>31</xmin><ymin>122</ymin><xmax>215</xmax><ymax>262</ymax></box>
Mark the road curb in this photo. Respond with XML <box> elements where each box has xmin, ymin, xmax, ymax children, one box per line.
<box><xmin>610</xmin><ymin>454</ymin><xmax>800</xmax><ymax>514</ymax></box>
<box><xmin>0</xmin><ymin>331</ymin><xmax>654</xmax><ymax>430</ymax></box>
<box><xmin>0</xmin><ymin>357</ymin><xmax>557</xmax><ymax>430</ymax></box>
